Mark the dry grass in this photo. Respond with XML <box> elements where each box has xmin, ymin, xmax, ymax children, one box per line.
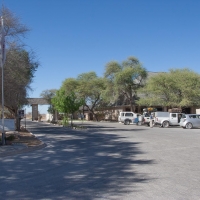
<box><xmin>5</xmin><ymin>128</ymin><xmax>42</xmax><ymax>147</ymax></box>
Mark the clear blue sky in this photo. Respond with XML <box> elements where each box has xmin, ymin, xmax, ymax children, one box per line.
<box><xmin>4</xmin><ymin>0</ymin><xmax>200</xmax><ymax>113</ymax></box>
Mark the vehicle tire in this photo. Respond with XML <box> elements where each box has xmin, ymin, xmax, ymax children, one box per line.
<box><xmin>185</xmin><ymin>122</ymin><xmax>193</xmax><ymax>129</ymax></box>
<box><xmin>182</xmin><ymin>126</ymin><xmax>186</xmax><ymax>129</ymax></box>
<box><xmin>124</xmin><ymin>120</ymin><xmax>130</xmax><ymax>125</ymax></box>
<box><xmin>162</xmin><ymin>121</ymin><xmax>169</xmax><ymax>128</ymax></box>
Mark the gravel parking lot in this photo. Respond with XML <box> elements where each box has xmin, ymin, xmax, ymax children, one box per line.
<box><xmin>1</xmin><ymin>120</ymin><xmax>200</xmax><ymax>200</ymax></box>
<box><xmin>82</xmin><ymin>121</ymin><xmax>200</xmax><ymax>200</ymax></box>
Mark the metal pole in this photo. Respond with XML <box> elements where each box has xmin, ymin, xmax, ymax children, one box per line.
<box><xmin>1</xmin><ymin>49</ymin><xmax>5</xmax><ymax>145</ymax></box>
<box><xmin>1</xmin><ymin>16</ymin><xmax>5</xmax><ymax>145</ymax></box>
<box><xmin>25</xmin><ymin>108</ymin><xmax>26</xmax><ymax>130</ymax></box>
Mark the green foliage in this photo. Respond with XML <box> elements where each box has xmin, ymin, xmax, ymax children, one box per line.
<box><xmin>104</xmin><ymin>56</ymin><xmax>147</xmax><ymax>111</ymax></box>
<box><xmin>76</xmin><ymin>72</ymin><xmax>106</xmax><ymax>120</ymax></box>
<box><xmin>60</xmin><ymin>72</ymin><xmax>106</xmax><ymax>121</ymax></box>
<box><xmin>3</xmin><ymin>46</ymin><xmax>39</xmax><ymax>127</ymax></box>
<box><xmin>52</xmin><ymin>89</ymin><xmax>84</xmax><ymax>125</ymax></box>
<box><xmin>137</xmin><ymin>68</ymin><xmax>200</xmax><ymax>107</ymax></box>
<box><xmin>61</xmin><ymin>78</ymin><xmax>79</xmax><ymax>94</ymax></box>
<box><xmin>52</xmin><ymin>89</ymin><xmax>84</xmax><ymax>116</ymax></box>
<box><xmin>62</xmin><ymin>116</ymin><xmax>69</xmax><ymax>126</ymax></box>
<box><xmin>0</xmin><ymin>7</ymin><xmax>38</xmax><ymax>131</ymax></box>
<box><xmin>40</xmin><ymin>89</ymin><xmax>57</xmax><ymax>114</ymax></box>
<box><xmin>40</xmin><ymin>89</ymin><xmax>57</xmax><ymax>103</ymax></box>
<box><xmin>6</xmin><ymin>135</ymin><xmax>15</xmax><ymax>141</ymax></box>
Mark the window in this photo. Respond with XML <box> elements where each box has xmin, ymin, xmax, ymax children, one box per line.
<box><xmin>125</xmin><ymin>113</ymin><xmax>133</xmax><ymax>117</ymax></box>
<box><xmin>189</xmin><ymin>115</ymin><xmax>197</xmax><ymax>119</ymax></box>
<box><xmin>171</xmin><ymin>114</ymin><xmax>176</xmax><ymax>118</ymax></box>
<box><xmin>181</xmin><ymin>114</ymin><xmax>186</xmax><ymax>118</ymax></box>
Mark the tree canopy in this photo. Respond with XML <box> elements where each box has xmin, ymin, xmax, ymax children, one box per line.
<box><xmin>0</xmin><ymin>7</ymin><xmax>39</xmax><ymax>131</ymax></box>
<box><xmin>1</xmin><ymin>6</ymin><xmax>29</xmax><ymax>44</ymax></box>
<box><xmin>104</xmin><ymin>56</ymin><xmax>147</xmax><ymax>111</ymax></box>
<box><xmin>137</xmin><ymin>68</ymin><xmax>200</xmax><ymax>108</ymax></box>
<box><xmin>52</xmin><ymin>89</ymin><xmax>84</xmax><ymax>125</ymax></box>
<box><xmin>40</xmin><ymin>89</ymin><xmax>57</xmax><ymax>114</ymax></box>
<box><xmin>0</xmin><ymin>7</ymin><xmax>38</xmax><ymax>109</ymax></box>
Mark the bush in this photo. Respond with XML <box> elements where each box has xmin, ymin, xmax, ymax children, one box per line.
<box><xmin>62</xmin><ymin>116</ymin><xmax>69</xmax><ymax>127</ymax></box>
<box><xmin>6</xmin><ymin>135</ymin><xmax>16</xmax><ymax>141</ymax></box>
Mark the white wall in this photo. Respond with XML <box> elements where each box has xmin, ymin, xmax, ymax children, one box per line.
<box><xmin>196</xmin><ymin>109</ymin><xmax>200</xmax><ymax>114</ymax></box>
<box><xmin>0</xmin><ymin>119</ymin><xmax>15</xmax><ymax>131</ymax></box>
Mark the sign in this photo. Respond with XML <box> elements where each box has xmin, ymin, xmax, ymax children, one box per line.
<box><xmin>18</xmin><ymin>110</ymin><xmax>25</xmax><ymax>118</ymax></box>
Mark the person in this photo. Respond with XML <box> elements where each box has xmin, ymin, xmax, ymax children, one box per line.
<box><xmin>150</xmin><ymin>114</ymin><xmax>154</xmax><ymax>128</ymax></box>
<box><xmin>178</xmin><ymin>114</ymin><xmax>182</xmax><ymax>123</ymax></box>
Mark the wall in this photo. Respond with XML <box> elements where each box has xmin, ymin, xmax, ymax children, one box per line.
<box><xmin>0</xmin><ymin>119</ymin><xmax>15</xmax><ymax>131</ymax></box>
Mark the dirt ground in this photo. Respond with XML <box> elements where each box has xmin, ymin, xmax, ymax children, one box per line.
<box><xmin>5</xmin><ymin>129</ymin><xmax>42</xmax><ymax>147</ymax></box>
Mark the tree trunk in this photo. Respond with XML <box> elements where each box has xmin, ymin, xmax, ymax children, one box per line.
<box><xmin>130</xmin><ymin>100</ymin><xmax>135</xmax><ymax>112</ymax></box>
<box><xmin>91</xmin><ymin>110</ymin><xmax>98</xmax><ymax>121</ymax></box>
<box><xmin>15</xmin><ymin>114</ymin><xmax>21</xmax><ymax>131</ymax></box>
<box><xmin>70</xmin><ymin>114</ymin><xmax>73</xmax><ymax>126</ymax></box>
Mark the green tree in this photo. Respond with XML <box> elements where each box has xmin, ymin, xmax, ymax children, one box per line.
<box><xmin>60</xmin><ymin>72</ymin><xmax>106</xmax><ymax>121</ymax></box>
<box><xmin>52</xmin><ymin>89</ymin><xmax>84</xmax><ymax>126</ymax></box>
<box><xmin>104</xmin><ymin>56</ymin><xmax>147</xmax><ymax>111</ymax></box>
<box><xmin>77</xmin><ymin>72</ymin><xmax>106</xmax><ymax>121</ymax></box>
<box><xmin>61</xmin><ymin>78</ymin><xmax>79</xmax><ymax>95</ymax></box>
<box><xmin>0</xmin><ymin>7</ymin><xmax>38</xmax><ymax>132</ymax></box>
<box><xmin>137</xmin><ymin>68</ymin><xmax>200</xmax><ymax>108</ymax></box>
<box><xmin>40</xmin><ymin>89</ymin><xmax>57</xmax><ymax>114</ymax></box>
<box><xmin>2</xmin><ymin>46</ymin><xmax>39</xmax><ymax>130</ymax></box>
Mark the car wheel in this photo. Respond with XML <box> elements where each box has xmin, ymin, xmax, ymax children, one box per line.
<box><xmin>185</xmin><ymin>122</ymin><xmax>193</xmax><ymax>129</ymax></box>
<box><xmin>182</xmin><ymin>126</ymin><xmax>186</xmax><ymax>129</ymax></box>
<box><xmin>162</xmin><ymin>121</ymin><xmax>169</xmax><ymax>128</ymax></box>
<box><xmin>124</xmin><ymin>120</ymin><xmax>130</xmax><ymax>125</ymax></box>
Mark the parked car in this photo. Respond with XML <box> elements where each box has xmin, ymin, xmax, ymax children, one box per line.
<box><xmin>143</xmin><ymin>112</ymin><xmax>151</xmax><ymax>126</ymax></box>
<box><xmin>180</xmin><ymin>114</ymin><xmax>200</xmax><ymax>129</ymax></box>
<box><xmin>142</xmin><ymin>108</ymin><xmax>157</xmax><ymax>126</ymax></box>
<box><xmin>118</xmin><ymin>111</ymin><xmax>138</xmax><ymax>125</ymax></box>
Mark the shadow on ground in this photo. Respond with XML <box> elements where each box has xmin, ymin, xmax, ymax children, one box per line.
<box><xmin>0</xmin><ymin>121</ymin><xmax>155</xmax><ymax>200</ymax></box>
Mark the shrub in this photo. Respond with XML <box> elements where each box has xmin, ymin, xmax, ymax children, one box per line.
<box><xmin>6</xmin><ymin>135</ymin><xmax>16</xmax><ymax>141</ymax></box>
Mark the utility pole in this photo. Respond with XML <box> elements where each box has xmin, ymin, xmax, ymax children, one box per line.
<box><xmin>1</xmin><ymin>16</ymin><xmax>6</xmax><ymax>145</ymax></box>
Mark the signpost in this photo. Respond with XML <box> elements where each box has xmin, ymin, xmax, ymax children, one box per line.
<box><xmin>18</xmin><ymin>110</ymin><xmax>25</xmax><ymax>118</ymax></box>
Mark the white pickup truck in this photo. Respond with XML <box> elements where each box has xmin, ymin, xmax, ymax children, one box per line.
<box><xmin>154</xmin><ymin>112</ymin><xmax>183</xmax><ymax>128</ymax></box>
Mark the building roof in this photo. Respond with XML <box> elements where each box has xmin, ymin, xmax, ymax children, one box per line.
<box><xmin>27</xmin><ymin>98</ymin><xmax>49</xmax><ymax>105</ymax></box>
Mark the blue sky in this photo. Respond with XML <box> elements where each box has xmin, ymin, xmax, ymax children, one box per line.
<box><xmin>4</xmin><ymin>0</ymin><xmax>200</xmax><ymax>113</ymax></box>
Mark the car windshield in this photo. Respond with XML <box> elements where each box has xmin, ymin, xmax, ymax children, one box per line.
<box><xmin>144</xmin><ymin>113</ymin><xmax>150</xmax><ymax>117</ymax></box>
<box><xmin>181</xmin><ymin>114</ymin><xmax>186</xmax><ymax>118</ymax></box>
